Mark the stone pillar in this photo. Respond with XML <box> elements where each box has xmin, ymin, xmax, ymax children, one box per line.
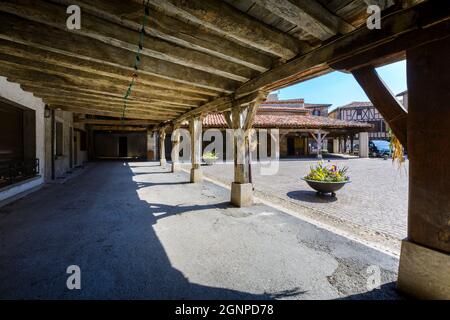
<box><xmin>397</xmin><ymin>37</ymin><xmax>450</xmax><ymax>299</ymax></box>
<box><xmin>333</xmin><ymin>138</ymin><xmax>339</xmax><ymax>154</ymax></box>
<box><xmin>159</xmin><ymin>127</ymin><xmax>166</xmax><ymax>166</ymax></box>
<box><xmin>358</xmin><ymin>132</ymin><xmax>369</xmax><ymax>158</ymax></box>
<box><xmin>171</xmin><ymin>125</ymin><xmax>181</xmax><ymax>172</ymax></box>
<box><xmin>189</xmin><ymin>116</ymin><xmax>203</xmax><ymax>183</ymax></box>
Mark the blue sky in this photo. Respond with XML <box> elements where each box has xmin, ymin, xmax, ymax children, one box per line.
<box><xmin>275</xmin><ymin>60</ymin><xmax>407</xmax><ymax>111</ymax></box>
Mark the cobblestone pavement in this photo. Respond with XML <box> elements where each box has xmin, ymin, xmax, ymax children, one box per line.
<box><xmin>194</xmin><ymin>158</ymin><xmax>408</xmax><ymax>251</ymax></box>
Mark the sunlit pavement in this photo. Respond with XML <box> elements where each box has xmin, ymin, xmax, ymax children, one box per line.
<box><xmin>0</xmin><ymin>161</ymin><xmax>401</xmax><ymax>299</ymax></box>
<box><xmin>196</xmin><ymin>158</ymin><xmax>408</xmax><ymax>253</ymax></box>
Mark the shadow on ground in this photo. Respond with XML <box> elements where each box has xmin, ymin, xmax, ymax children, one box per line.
<box><xmin>287</xmin><ymin>190</ymin><xmax>338</xmax><ymax>203</ymax></box>
<box><xmin>0</xmin><ymin>161</ymin><xmax>298</xmax><ymax>299</ymax></box>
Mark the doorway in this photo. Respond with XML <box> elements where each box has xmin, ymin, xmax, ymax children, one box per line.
<box><xmin>287</xmin><ymin>137</ymin><xmax>295</xmax><ymax>156</ymax></box>
<box><xmin>119</xmin><ymin>137</ymin><xmax>128</xmax><ymax>157</ymax></box>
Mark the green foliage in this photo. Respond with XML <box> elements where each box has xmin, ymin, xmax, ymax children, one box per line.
<box><xmin>203</xmin><ymin>151</ymin><xmax>218</xmax><ymax>160</ymax></box>
<box><xmin>305</xmin><ymin>162</ymin><xmax>349</xmax><ymax>182</ymax></box>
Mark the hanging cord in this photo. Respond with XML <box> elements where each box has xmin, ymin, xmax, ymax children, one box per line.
<box><xmin>122</xmin><ymin>0</ymin><xmax>151</xmax><ymax>122</ymax></box>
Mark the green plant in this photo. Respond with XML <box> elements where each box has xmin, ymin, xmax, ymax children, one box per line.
<box><xmin>304</xmin><ymin>162</ymin><xmax>349</xmax><ymax>182</ymax></box>
<box><xmin>203</xmin><ymin>151</ymin><xmax>218</xmax><ymax>160</ymax></box>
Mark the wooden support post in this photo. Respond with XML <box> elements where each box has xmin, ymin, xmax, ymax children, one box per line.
<box><xmin>189</xmin><ymin>116</ymin><xmax>203</xmax><ymax>183</ymax></box>
<box><xmin>350</xmin><ymin>135</ymin><xmax>354</xmax><ymax>154</ymax></box>
<box><xmin>352</xmin><ymin>66</ymin><xmax>408</xmax><ymax>146</ymax></box>
<box><xmin>333</xmin><ymin>138</ymin><xmax>339</xmax><ymax>154</ymax></box>
<box><xmin>159</xmin><ymin>127</ymin><xmax>166</xmax><ymax>167</ymax></box>
<box><xmin>397</xmin><ymin>37</ymin><xmax>450</xmax><ymax>299</ymax></box>
<box><xmin>310</xmin><ymin>130</ymin><xmax>328</xmax><ymax>159</ymax></box>
<box><xmin>358</xmin><ymin>132</ymin><xmax>369</xmax><ymax>158</ymax></box>
<box><xmin>230</xmin><ymin>91</ymin><xmax>267</xmax><ymax>207</ymax></box>
<box><xmin>171</xmin><ymin>123</ymin><xmax>181</xmax><ymax>172</ymax></box>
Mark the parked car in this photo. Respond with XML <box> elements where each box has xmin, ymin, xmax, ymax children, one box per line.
<box><xmin>369</xmin><ymin>139</ymin><xmax>391</xmax><ymax>158</ymax></box>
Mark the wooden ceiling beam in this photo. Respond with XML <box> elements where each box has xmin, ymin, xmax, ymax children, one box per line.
<box><xmin>49</xmin><ymin>105</ymin><xmax>167</xmax><ymax>120</ymax></box>
<box><xmin>37</xmin><ymin>95</ymin><xmax>182</xmax><ymax>116</ymax></box>
<box><xmin>50</xmin><ymin>0</ymin><xmax>273</xmax><ymax>72</ymax></box>
<box><xmin>43</xmin><ymin>99</ymin><xmax>179</xmax><ymax>118</ymax></box>
<box><xmin>20</xmin><ymin>86</ymin><xmax>190</xmax><ymax>112</ymax></box>
<box><xmin>0</xmin><ymin>39</ymin><xmax>220</xmax><ymax>97</ymax></box>
<box><xmin>91</xmin><ymin>125</ymin><xmax>148</xmax><ymax>131</ymax></box>
<box><xmin>1</xmin><ymin>0</ymin><xmax>257</xmax><ymax>82</ymax></box>
<box><xmin>0</xmin><ymin>53</ymin><xmax>209</xmax><ymax>102</ymax></box>
<box><xmin>19</xmin><ymin>84</ymin><xmax>191</xmax><ymax>111</ymax></box>
<box><xmin>144</xmin><ymin>0</ymin><xmax>307</xmax><ymax>59</ymax></box>
<box><xmin>75</xmin><ymin>119</ymin><xmax>158</xmax><ymax>126</ymax></box>
<box><xmin>0</xmin><ymin>12</ymin><xmax>238</xmax><ymax>93</ymax></box>
<box><xmin>234</xmin><ymin>0</ymin><xmax>450</xmax><ymax>98</ymax></box>
<box><xmin>254</xmin><ymin>0</ymin><xmax>355</xmax><ymax>40</ymax></box>
<box><xmin>0</xmin><ymin>63</ymin><xmax>202</xmax><ymax>108</ymax></box>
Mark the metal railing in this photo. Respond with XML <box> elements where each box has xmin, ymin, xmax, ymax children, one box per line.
<box><xmin>0</xmin><ymin>159</ymin><xmax>39</xmax><ymax>188</ymax></box>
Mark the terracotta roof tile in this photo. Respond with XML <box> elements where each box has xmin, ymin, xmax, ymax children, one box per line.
<box><xmin>203</xmin><ymin>113</ymin><xmax>372</xmax><ymax>129</ymax></box>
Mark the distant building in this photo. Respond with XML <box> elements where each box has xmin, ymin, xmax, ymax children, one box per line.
<box><xmin>396</xmin><ymin>90</ymin><xmax>408</xmax><ymax>110</ymax></box>
<box><xmin>329</xmin><ymin>102</ymin><xmax>390</xmax><ymax>140</ymax></box>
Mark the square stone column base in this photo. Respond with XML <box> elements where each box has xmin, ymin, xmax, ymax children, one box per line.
<box><xmin>231</xmin><ymin>182</ymin><xmax>253</xmax><ymax>207</ymax></box>
<box><xmin>160</xmin><ymin>159</ymin><xmax>167</xmax><ymax>167</ymax></box>
<box><xmin>397</xmin><ymin>239</ymin><xmax>450</xmax><ymax>299</ymax></box>
<box><xmin>190</xmin><ymin>167</ymin><xmax>203</xmax><ymax>183</ymax></box>
<box><xmin>171</xmin><ymin>162</ymin><xmax>180</xmax><ymax>172</ymax></box>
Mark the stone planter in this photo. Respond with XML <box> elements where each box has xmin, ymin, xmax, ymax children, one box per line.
<box><xmin>302</xmin><ymin>178</ymin><xmax>351</xmax><ymax>197</ymax></box>
<box><xmin>203</xmin><ymin>158</ymin><xmax>217</xmax><ymax>166</ymax></box>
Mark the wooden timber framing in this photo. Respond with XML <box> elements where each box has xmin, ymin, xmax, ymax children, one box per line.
<box><xmin>352</xmin><ymin>66</ymin><xmax>408</xmax><ymax>146</ymax></box>
<box><xmin>235</xmin><ymin>0</ymin><xmax>450</xmax><ymax>97</ymax></box>
<box><xmin>252</xmin><ymin>0</ymin><xmax>355</xmax><ymax>40</ymax></box>
<box><xmin>172</xmin><ymin>0</ymin><xmax>449</xmax><ymax>125</ymax></box>
<box><xmin>75</xmin><ymin>119</ymin><xmax>158</xmax><ymax>126</ymax></box>
<box><xmin>0</xmin><ymin>0</ymin><xmax>446</xmax><ymax>127</ymax></box>
<box><xmin>91</xmin><ymin>125</ymin><xmax>148</xmax><ymax>131</ymax></box>
<box><xmin>51</xmin><ymin>0</ymin><xmax>274</xmax><ymax>72</ymax></box>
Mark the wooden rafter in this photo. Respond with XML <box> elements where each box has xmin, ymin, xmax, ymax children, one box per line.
<box><xmin>143</xmin><ymin>0</ymin><xmax>306</xmax><ymax>59</ymax></box>
<box><xmin>0</xmin><ymin>12</ymin><xmax>239</xmax><ymax>93</ymax></box>
<box><xmin>253</xmin><ymin>0</ymin><xmax>355</xmax><ymax>40</ymax></box>
<box><xmin>0</xmin><ymin>0</ymin><xmax>259</xmax><ymax>83</ymax></box>
<box><xmin>51</xmin><ymin>0</ymin><xmax>274</xmax><ymax>72</ymax></box>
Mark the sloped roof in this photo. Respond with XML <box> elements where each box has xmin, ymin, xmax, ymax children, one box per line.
<box><xmin>336</xmin><ymin>101</ymin><xmax>373</xmax><ymax>109</ymax></box>
<box><xmin>203</xmin><ymin>113</ymin><xmax>372</xmax><ymax>130</ymax></box>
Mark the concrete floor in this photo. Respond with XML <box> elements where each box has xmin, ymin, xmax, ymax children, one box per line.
<box><xmin>195</xmin><ymin>158</ymin><xmax>408</xmax><ymax>253</ymax></box>
<box><xmin>0</xmin><ymin>161</ymin><xmax>401</xmax><ymax>299</ymax></box>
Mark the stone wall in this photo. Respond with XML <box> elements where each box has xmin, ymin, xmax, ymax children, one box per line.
<box><xmin>0</xmin><ymin>77</ymin><xmax>45</xmax><ymax>203</ymax></box>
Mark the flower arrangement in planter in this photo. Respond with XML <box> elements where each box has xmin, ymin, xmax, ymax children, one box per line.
<box><xmin>203</xmin><ymin>151</ymin><xmax>219</xmax><ymax>165</ymax></box>
<box><xmin>302</xmin><ymin>162</ymin><xmax>351</xmax><ymax>196</ymax></box>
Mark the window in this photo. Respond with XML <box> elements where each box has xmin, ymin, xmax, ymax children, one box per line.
<box><xmin>79</xmin><ymin>131</ymin><xmax>87</xmax><ymax>151</ymax></box>
<box><xmin>312</xmin><ymin>109</ymin><xmax>321</xmax><ymax>116</ymax></box>
<box><xmin>56</xmin><ymin>121</ymin><xmax>63</xmax><ymax>156</ymax></box>
<box><xmin>356</xmin><ymin>109</ymin><xmax>362</xmax><ymax>116</ymax></box>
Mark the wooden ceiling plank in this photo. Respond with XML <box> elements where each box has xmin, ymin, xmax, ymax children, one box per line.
<box><xmin>1</xmin><ymin>0</ymin><xmax>258</xmax><ymax>82</ymax></box>
<box><xmin>145</xmin><ymin>0</ymin><xmax>306</xmax><ymax>59</ymax></box>
<box><xmin>0</xmin><ymin>12</ymin><xmax>238</xmax><ymax>93</ymax></box>
<box><xmin>49</xmin><ymin>105</ymin><xmax>170</xmax><ymax>120</ymax></box>
<box><xmin>0</xmin><ymin>53</ymin><xmax>209</xmax><ymax>102</ymax></box>
<box><xmin>0</xmin><ymin>39</ymin><xmax>220</xmax><ymax>97</ymax></box>
<box><xmin>235</xmin><ymin>1</ymin><xmax>450</xmax><ymax>98</ymax></box>
<box><xmin>50</xmin><ymin>0</ymin><xmax>273</xmax><ymax>72</ymax></box>
<box><xmin>254</xmin><ymin>0</ymin><xmax>354</xmax><ymax>40</ymax></box>
<box><xmin>0</xmin><ymin>62</ymin><xmax>203</xmax><ymax>107</ymax></box>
